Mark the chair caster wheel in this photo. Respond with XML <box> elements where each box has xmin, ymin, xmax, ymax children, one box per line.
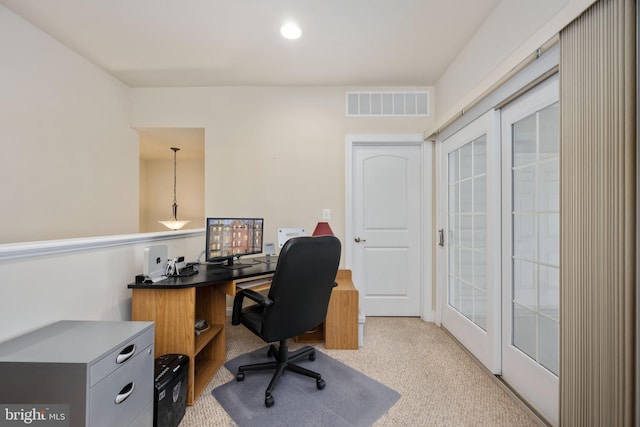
<box><xmin>316</xmin><ymin>378</ymin><xmax>326</xmax><ymax>390</ymax></box>
<box><xmin>236</xmin><ymin>372</ymin><xmax>245</xmax><ymax>381</ymax></box>
<box><xmin>265</xmin><ymin>395</ymin><xmax>274</xmax><ymax>407</ymax></box>
<box><xmin>309</xmin><ymin>351</ymin><xmax>316</xmax><ymax>361</ymax></box>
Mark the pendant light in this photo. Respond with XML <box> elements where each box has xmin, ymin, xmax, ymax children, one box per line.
<box><xmin>159</xmin><ymin>147</ymin><xmax>190</xmax><ymax>230</ymax></box>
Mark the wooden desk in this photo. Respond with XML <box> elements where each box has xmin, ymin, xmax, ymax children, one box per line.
<box><xmin>128</xmin><ymin>262</ymin><xmax>359</xmax><ymax>405</ymax></box>
<box><xmin>326</xmin><ymin>270</ymin><xmax>359</xmax><ymax>349</ymax></box>
<box><xmin>296</xmin><ymin>269</ymin><xmax>359</xmax><ymax>349</ymax></box>
<box><xmin>128</xmin><ymin>259</ymin><xmax>277</xmax><ymax>406</ymax></box>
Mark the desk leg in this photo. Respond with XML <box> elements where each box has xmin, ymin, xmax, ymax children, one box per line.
<box><xmin>132</xmin><ymin>286</ymin><xmax>230</xmax><ymax>406</ymax></box>
<box><xmin>191</xmin><ymin>285</ymin><xmax>227</xmax><ymax>403</ymax></box>
<box><xmin>325</xmin><ymin>286</ymin><xmax>359</xmax><ymax>349</ymax></box>
<box><xmin>132</xmin><ymin>288</ymin><xmax>196</xmax><ymax>403</ymax></box>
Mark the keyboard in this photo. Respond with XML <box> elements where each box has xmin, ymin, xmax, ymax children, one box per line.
<box><xmin>236</xmin><ymin>278</ymin><xmax>272</xmax><ymax>289</ymax></box>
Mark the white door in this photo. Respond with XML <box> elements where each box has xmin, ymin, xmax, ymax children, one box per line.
<box><xmin>439</xmin><ymin>111</ymin><xmax>501</xmax><ymax>373</ymax></box>
<box><xmin>501</xmin><ymin>75</ymin><xmax>559</xmax><ymax>424</ymax></box>
<box><xmin>349</xmin><ymin>139</ymin><xmax>424</xmax><ymax>316</ymax></box>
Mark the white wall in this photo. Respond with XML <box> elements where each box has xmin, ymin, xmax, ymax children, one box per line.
<box><xmin>0</xmin><ymin>6</ymin><xmax>139</xmax><ymax>244</ymax></box>
<box><xmin>0</xmin><ymin>0</ymin><xmax>600</xmax><ymax>345</ymax></box>
<box><xmin>131</xmin><ymin>86</ymin><xmax>434</xmax><ymax>257</ymax></box>
<box><xmin>0</xmin><ymin>5</ymin><xmax>158</xmax><ymax>344</ymax></box>
<box><xmin>0</xmin><ymin>232</ymin><xmax>204</xmax><ymax>343</ymax></box>
<box><xmin>0</xmin><ymin>3</ymin><xmax>433</xmax><ymax>344</ymax></box>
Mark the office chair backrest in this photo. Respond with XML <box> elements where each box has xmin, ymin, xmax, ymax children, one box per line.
<box><xmin>261</xmin><ymin>235</ymin><xmax>341</xmax><ymax>342</ymax></box>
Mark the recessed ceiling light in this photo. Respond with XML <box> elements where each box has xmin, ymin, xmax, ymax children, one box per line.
<box><xmin>280</xmin><ymin>22</ymin><xmax>302</xmax><ymax>40</ymax></box>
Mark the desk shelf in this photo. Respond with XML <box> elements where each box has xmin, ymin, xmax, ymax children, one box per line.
<box><xmin>193</xmin><ymin>333</ymin><xmax>225</xmax><ymax>402</ymax></box>
<box><xmin>195</xmin><ymin>323</ymin><xmax>223</xmax><ymax>355</ymax></box>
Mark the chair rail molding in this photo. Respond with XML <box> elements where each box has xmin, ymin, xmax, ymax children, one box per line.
<box><xmin>0</xmin><ymin>229</ymin><xmax>205</xmax><ymax>261</ymax></box>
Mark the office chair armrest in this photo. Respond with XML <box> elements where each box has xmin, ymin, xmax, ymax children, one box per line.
<box><xmin>241</xmin><ymin>288</ymin><xmax>273</xmax><ymax>305</ymax></box>
<box><xmin>232</xmin><ymin>289</ymin><xmax>274</xmax><ymax>325</ymax></box>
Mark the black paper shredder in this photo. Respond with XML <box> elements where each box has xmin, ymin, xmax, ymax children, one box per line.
<box><xmin>154</xmin><ymin>354</ymin><xmax>189</xmax><ymax>427</ymax></box>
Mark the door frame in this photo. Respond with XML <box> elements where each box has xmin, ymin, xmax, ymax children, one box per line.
<box><xmin>345</xmin><ymin>134</ymin><xmax>433</xmax><ymax>321</ymax></box>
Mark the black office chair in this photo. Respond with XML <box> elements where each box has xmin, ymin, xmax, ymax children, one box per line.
<box><xmin>231</xmin><ymin>235</ymin><xmax>341</xmax><ymax>407</ymax></box>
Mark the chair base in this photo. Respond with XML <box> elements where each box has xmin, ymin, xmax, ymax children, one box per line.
<box><xmin>236</xmin><ymin>340</ymin><xmax>325</xmax><ymax>407</ymax></box>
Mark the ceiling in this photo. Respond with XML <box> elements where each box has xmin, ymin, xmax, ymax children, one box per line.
<box><xmin>0</xmin><ymin>0</ymin><xmax>500</xmax><ymax>88</ymax></box>
<box><xmin>138</xmin><ymin>128</ymin><xmax>205</xmax><ymax>160</ymax></box>
<box><xmin>2</xmin><ymin>0</ymin><xmax>501</xmax><ymax>160</ymax></box>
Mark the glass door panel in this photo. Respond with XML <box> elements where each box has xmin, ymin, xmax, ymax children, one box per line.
<box><xmin>448</xmin><ymin>135</ymin><xmax>487</xmax><ymax>330</ymax></box>
<box><xmin>501</xmin><ymin>75</ymin><xmax>559</xmax><ymax>424</ymax></box>
<box><xmin>510</xmin><ymin>102</ymin><xmax>559</xmax><ymax>375</ymax></box>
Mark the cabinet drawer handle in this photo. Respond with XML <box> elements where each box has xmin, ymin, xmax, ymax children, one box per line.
<box><xmin>116</xmin><ymin>344</ymin><xmax>136</xmax><ymax>364</ymax></box>
<box><xmin>115</xmin><ymin>382</ymin><xmax>135</xmax><ymax>404</ymax></box>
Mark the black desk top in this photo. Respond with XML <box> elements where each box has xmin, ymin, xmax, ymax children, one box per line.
<box><xmin>127</xmin><ymin>256</ymin><xmax>278</xmax><ymax>289</ymax></box>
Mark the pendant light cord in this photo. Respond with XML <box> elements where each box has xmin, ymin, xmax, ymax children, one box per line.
<box><xmin>171</xmin><ymin>147</ymin><xmax>180</xmax><ymax>220</ymax></box>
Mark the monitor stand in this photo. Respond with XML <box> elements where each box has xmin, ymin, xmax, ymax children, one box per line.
<box><xmin>215</xmin><ymin>256</ymin><xmax>253</xmax><ymax>270</ymax></box>
<box><xmin>220</xmin><ymin>263</ymin><xmax>250</xmax><ymax>270</ymax></box>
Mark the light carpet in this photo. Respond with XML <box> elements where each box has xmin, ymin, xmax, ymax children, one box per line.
<box><xmin>178</xmin><ymin>317</ymin><xmax>545</xmax><ymax>426</ymax></box>
<box><xmin>212</xmin><ymin>346</ymin><xmax>400</xmax><ymax>427</ymax></box>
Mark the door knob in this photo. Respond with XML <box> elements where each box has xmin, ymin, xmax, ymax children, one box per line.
<box><xmin>354</xmin><ymin>237</ymin><xmax>366</xmax><ymax>243</ymax></box>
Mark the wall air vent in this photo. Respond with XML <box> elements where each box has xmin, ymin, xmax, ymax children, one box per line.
<box><xmin>346</xmin><ymin>90</ymin><xmax>430</xmax><ymax>117</ymax></box>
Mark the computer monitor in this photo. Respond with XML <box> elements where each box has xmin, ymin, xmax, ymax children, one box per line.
<box><xmin>205</xmin><ymin>218</ymin><xmax>263</xmax><ymax>268</ymax></box>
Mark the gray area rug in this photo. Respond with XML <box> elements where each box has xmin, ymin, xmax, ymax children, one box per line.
<box><xmin>212</xmin><ymin>345</ymin><xmax>400</xmax><ymax>427</ymax></box>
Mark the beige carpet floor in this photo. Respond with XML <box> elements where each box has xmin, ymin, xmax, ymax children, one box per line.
<box><xmin>179</xmin><ymin>317</ymin><xmax>545</xmax><ymax>427</ymax></box>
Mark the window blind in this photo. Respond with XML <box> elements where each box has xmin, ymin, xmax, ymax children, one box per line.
<box><xmin>559</xmin><ymin>0</ymin><xmax>636</xmax><ymax>424</ymax></box>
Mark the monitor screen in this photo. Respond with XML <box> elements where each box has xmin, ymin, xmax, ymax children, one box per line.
<box><xmin>205</xmin><ymin>218</ymin><xmax>264</xmax><ymax>265</ymax></box>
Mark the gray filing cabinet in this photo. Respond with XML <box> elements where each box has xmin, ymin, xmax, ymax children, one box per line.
<box><xmin>0</xmin><ymin>320</ymin><xmax>154</xmax><ymax>427</ymax></box>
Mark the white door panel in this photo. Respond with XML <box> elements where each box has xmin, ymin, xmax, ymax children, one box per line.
<box><xmin>352</xmin><ymin>142</ymin><xmax>423</xmax><ymax>316</ymax></box>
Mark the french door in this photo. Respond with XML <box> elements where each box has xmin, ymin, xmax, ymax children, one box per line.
<box><xmin>439</xmin><ymin>74</ymin><xmax>559</xmax><ymax>424</ymax></box>
<box><xmin>440</xmin><ymin>111</ymin><xmax>500</xmax><ymax>373</ymax></box>
<box><xmin>501</xmin><ymin>75</ymin><xmax>559</xmax><ymax>424</ymax></box>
